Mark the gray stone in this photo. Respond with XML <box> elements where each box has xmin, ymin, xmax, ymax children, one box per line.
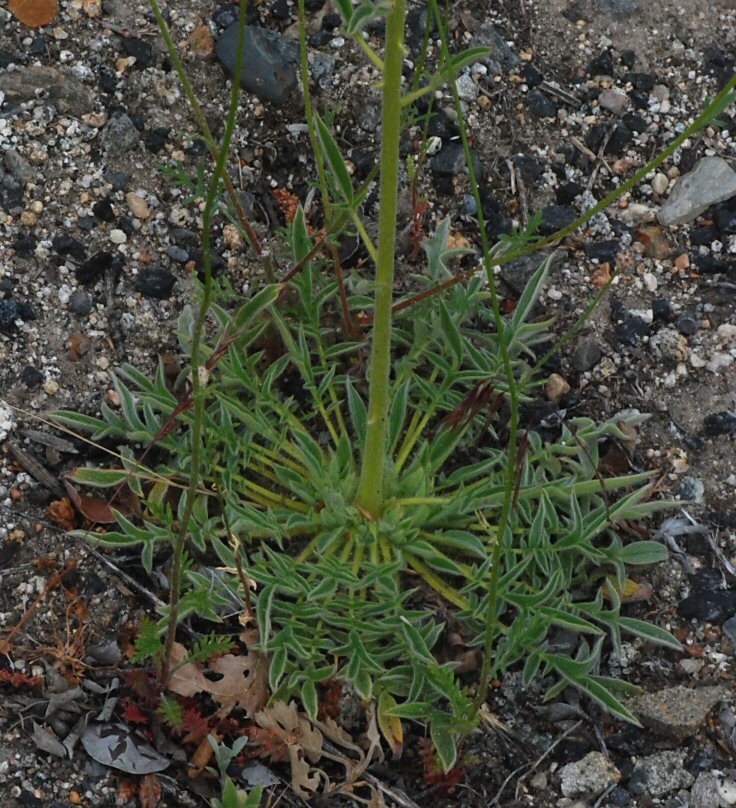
<box><xmin>431</xmin><ymin>142</ymin><xmax>482</xmax><ymax>179</ymax></box>
<box><xmin>69</xmin><ymin>290</ymin><xmax>93</xmax><ymax>316</ymax></box>
<box><xmin>723</xmin><ymin>614</ymin><xmax>736</xmax><ymax>647</ymax></box>
<box><xmin>658</xmin><ymin>157</ymin><xmax>736</xmax><ymax>227</ymax></box>
<box><xmin>631</xmin><ymin>685</ymin><xmax>727</xmax><ymax>740</ymax></box>
<box><xmin>572</xmin><ymin>338</ymin><xmax>602</xmax><ymax>372</ymax></box>
<box><xmin>599</xmin><ymin>89</ymin><xmax>629</xmax><ymax>116</ymax></box>
<box><xmin>102</xmin><ymin>113</ymin><xmax>140</xmax><ymax>158</ymax></box>
<box><xmin>598</xmin><ymin>0</ymin><xmax>642</xmax><ymax>14</ymax></box>
<box><xmin>0</xmin><ymin>66</ymin><xmax>94</xmax><ymax>116</ymax></box>
<box><xmin>676</xmin><ymin>476</ymin><xmax>705</xmax><ymax>503</ymax></box>
<box><xmin>628</xmin><ymin>751</ymin><xmax>693</xmax><ymax>797</ymax></box>
<box><xmin>216</xmin><ymin>24</ymin><xmax>298</xmax><ymax>105</ymax></box>
<box><xmin>3</xmin><ymin>148</ymin><xmax>36</xmax><ymax>184</ymax></box>
<box><xmin>499</xmin><ymin>251</ymin><xmax>562</xmax><ymax>296</ymax></box>
<box><xmin>693</xmin><ymin>771</ymin><xmax>736</xmax><ymax>807</ymax></box>
<box><xmin>559</xmin><ymin>751</ymin><xmax>620</xmax><ymax>799</ymax></box>
<box><xmin>471</xmin><ymin>22</ymin><xmax>519</xmax><ymax>75</ymax></box>
<box><xmin>166</xmin><ymin>245</ymin><xmax>189</xmax><ymax>264</ymax></box>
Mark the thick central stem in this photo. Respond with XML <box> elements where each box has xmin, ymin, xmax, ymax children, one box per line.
<box><xmin>355</xmin><ymin>0</ymin><xmax>406</xmax><ymax>517</ymax></box>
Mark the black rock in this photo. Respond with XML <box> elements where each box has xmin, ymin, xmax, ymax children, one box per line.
<box><xmin>692</xmin><ymin>568</ymin><xmax>727</xmax><ymax>592</ymax></box>
<box><xmin>144</xmin><ymin>127</ymin><xmax>169</xmax><ymax>154</ymax></box>
<box><xmin>624</xmin><ymin>72</ymin><xmax>655</xmax><ymax>92</ymax></box>
<box><xmin>304</xmin><ymin>0</ymin><xmax>325</xmax><ymax>9</ymax></box>
<box><xmin>0</xmin><ymin>299</ymin><xmax>18</xmax><ymax>330</ymax></box>
<box><xmin>13</xmin><ymin>235</ymin><xmax>37</xmax><ymax>255</ymax></box>
<box><xmin>677</xmin><ymin>591</ymin><xmax>736</xmax><ymax>623</ymax></box>
<box><xmin>539</xmin><ymin>205</ymin><xmax>576</xmax><ymax>236</ymax></box>
<box><xmin>691</xmin><ymin>224</ymin><xmax>718</xmax><ymax>245</ymax></box>
<box><xmin>623</xmin><ymin>112</ymin><xmax>647</xmax><ymax>133</ymax></box>
<box><xmin>427</xmin><ymin>108</ymin><xmax>459</xmax><ymax>140</ymax></box>
<box><xmin>526</xmin><ymin>88</ymin><xmax>558</xmax><ymax>118</ymax></box>
<box><xmin>556</xmin><ymin>181</ymin><xmax>585</xmax><ymax>205</ymax></box>
<box><xmin>0</xmin><ymin>178</ymin><xmax>23</xmax><ymax>211</ymax></box>
<box><xmin>0</xmin><ymin>52</ymin><xmax>25</xmax><ymax>68</ymax></box>
<box><xmin>170</xmin><ymin>228</ymin><xmax>199</xmax><ymax>247</ymax></box>
<box><xmin>431</xmin><ymin>142</ymin><xmax>482</xmax><ymax>178</ymax></box>
<box><xmin>0</xmin><ymin>278</ymin><xmax>14</xmax><ymax>295</ymax></box>
<box><xmin>350</xmin><ymin>147</ymin><xmax>375</xmax><ymax>179</ymax></box>
<box><xmin>607</xmin><ymin>122</ymin><xmax>634</xmax><ymax>153</ymax></box>
<box><xmin>52</xmin><ymin>235</ymin><xmax>86</xmax><ymax>260</ymax></box>
<box><xmin>675</xmin><ymin>310</ymin><xmax>699</xmax><ymax>336</ymax></box>
<box><xmin>520</xmin><ymin>62</ymin><xmax>543</xmax><ymax>88</ymax></box>
<box><xmin>692</xmin><ymin>253</ymin><xmax>732</xmax><ymax>274</ymax></box>
<box><xmin>587</xmin><ymin>49</ymin><xmax>615</xmax><ymax>76</ymax></box>
<box><xmin>709</xmin><ymin>510</ymin><xmax>736</xmax><ymax>528</ymax></box>
<box><xmin>652</xmin><ymin>298</ymin><xmax>673</xmax><ymax>322</ymax></box>
<box><xmin>213</xmin><ymin>3</ymin><xmax>240</xmax><ymax>28</ymax></box>
<box><xmin>514</xmin><ymin>154</ymin><xmax>544</xmax><ymax>185</ymax></box>
<box><xmin>270</xmin><ymin>0</ymin><xmax>291</xmax><ymax>20</ymax></box>
<box><xmin>216</xmin><ymin>24</ymin><xmax>299</xmax><ymax>105</ymax></box>
<box><xmin>481</xmin><ymin>190</ymin><xmax>512</xmax><ymax>239</ymax></box>
<box><xmin>703</xmin><ymin>42</ymin><xmax>735</xmax><ymax>89</ymax></box>
<box><xmin>69</xmin><ymin>289</ymin><xmax>93</xmax><ymax>315</ymax></box>
<box><xmin>92</xmin><ymin>198</ymin><xmax>115</xmax><ymax>222</ymax></box>
<box><xmin>714</xmin><ymin>203</ymin><xmax>736</xmax><ymax>234</ymax></box>
<box><xmin>191</xmin><ymin>249</ymin><xmax>227</xmax><ymax>280</ymax></box>
<box><xmin>620</xmin><ymin>50</ymin><xmax>637</xmax><ymax>69</ymax></box>
<box><xmin>321</xmin><ymin>12</ymin><xmax>341</xmax><ymax>30</ymax></box>
<box><xmin>76</xmin><ymin>251</ymin><xmax>114</xmax><ymax>284</ymax></box>
<box><xmin>615</xmin><ymin>315</ymin><xmax>650</xmax><ymax>344</ymax></box>
<box><xmin>629</xmin><ymin>88</ymin><xmax>649</xmax><ymax>109</ymax></box>
<box><xmin>608</xmin><ymin>787</ymin><xmax>634</xmax><ymax>806</ymax></box>
<box><xmin>585</xmin><ymin>239</ymin><xmax>620</xmax><ymax>265</ymax></box>
<box><xmin>135</xmin><ymin>268</ymin><xmax>176</xmax><ymax>300</ymax></box>
<box><xmin>500</xmin><ymin>251</ymin><xmax>561</xmax><ymax>296</ymax></box>
<box><xmin>121</xmin><ymin>37</ymin><xmax>154</xmax><ymax>68</ymax></box>
<box><xmin>572</xmin><ymin>338</ymin><xmax>601</xmax><ymax>371</ymax></box>
<box><xmin>103</xmin><ymin>169</ymin><xmax>130</xmax><ymax>191</ymax></box>
<box><xmin>77</xmin><ymin>215</ymin><xmax>96</xmax><ymax>231</ymax></box>
<box><xmin>406</xmin><ymin>7</ymin><xmax>433</xmax><ymax>55</ymax></box>
<box><xmin>309</xmin><ymin>31</ymin><xmax>333</xmax><ymax>46</ymax></box>
<box><xmin>703</xmin><ymin>411</ymin><xmax>736</xmax><ymax>437</ymax></box>
<box><xmin>17</xmin><ymin>302</ymin><xmax>35</xmax><ymax>321</ymax></box>
<box><xmin>20</xmin><ymin>366</ymin><xmax>43</xmax><ymax>388</ymax></box>
<box><xmin>688</xmin><ymin>747</ymin><xmax>716</xmax><ymax>776</ymax></box>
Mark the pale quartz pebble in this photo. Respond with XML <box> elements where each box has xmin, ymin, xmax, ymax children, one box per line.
<box><xmin>620</xmin><ymin>203</ymin><xmax>655</xmax><ymax>225</ymax></box>
<box><xmin>651</xmin><ymin>173</ymin><xmax>669</xmax><ymax>195</ymax></box>
<box><xmin>44</xmin><ymin>380</ymin><xmax>59</xmax><ymax>396</ymax></box>
<box><xmin>125</xmin><ymin>192</ymin><xmax>150</xmax><ymax>220</ymax></box>
<box><xmin>707</xmin><ymin>352</ymin><xmax>735</xmax><ymax>372</ymax></box>
<box><xmin>109</xmin><ymin>229</ymin><xmax>127</xmax><ymax>244</ymax></box>
<box><xmin>690</xmin><ymin>353</ymin><xmax>706</xmax><ymax>368</ymax></box>
<box><xmin>717</xmin><ymin>323</ymin><xmax>736</xmax><ymax>340</ymax></box>
<box><xmin>643</xmin><ymin>272</ymin><xmax>658</xmax><ymax>292</ymax></box>
<box><xmin>546</xmin><ymin>373</ymin><xmax>570</xmax><ymax>402</ymax></box>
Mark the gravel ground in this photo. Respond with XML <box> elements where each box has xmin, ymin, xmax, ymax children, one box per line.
<box><xmin>1</xmin><ymin>0</ymin><xmax>736</xmax><ymax>805</ymax></box>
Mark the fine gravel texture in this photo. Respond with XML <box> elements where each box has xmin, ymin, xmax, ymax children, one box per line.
<box><xmin>0</xmin><ymin>0</ymin><xmax>736</xmax><ymax>805</ymax></box>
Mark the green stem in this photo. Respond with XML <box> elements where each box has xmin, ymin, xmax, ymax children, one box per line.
<box><xmin>159</xmin><ymin>1</ymin><xmax>247</xmax><ymax>685</ymax></box>
<box><xmin>355</xmin><ymin>0</ymin><xmax>406</xmax><ymax>517</ymax></box>
<box><xmin>429</xmin><ymin>0</ymin><xmax>519</xmax><ymax>711</ymax></box>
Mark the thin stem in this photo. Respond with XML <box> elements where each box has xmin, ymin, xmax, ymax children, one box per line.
<box><xmin>160</xmin><ymin>1</ymin><xmax>247</xmax><ymax>685</ymax></box>
<box><xmin>148</xmin><ymin>0</ymin><xmax>273</xmax><ymax>273</ymax></box>
<box><xmin>355</xmin><ymin>0</ymin><xmax>406</xmax><ymax>516</ymax></box>
<box><xmin>428</xmin><ymin>0</ymin><xmax>519</xmax><ymax>711</ymax></box>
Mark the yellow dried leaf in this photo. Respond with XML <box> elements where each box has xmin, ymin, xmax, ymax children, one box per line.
<box><xmin>377</xmin><ymin>691</ymin><xmax>403</xmax><ymax>760</ymax></box>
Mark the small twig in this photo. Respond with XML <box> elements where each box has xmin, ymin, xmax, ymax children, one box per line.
<box><xmin>6</xmin><ymin>441</ymin><xmax>64</xmax><ymax>497</ymax></box>
<box><xmin>513</xmin><ymin>161</ymin><xmax>529</xmax><ymax>230</ymax></box>
<box><xmin>360</xmin><ymin>772</ymin><xmax>422</xmax><ymax>808</ymax></box>
<box><xmin>0</xmin><ymin>560</ymin><xmax>77</xmax><ymax>654</ymax></box>
<box><xmin>540</xmin><ymin>80</ymin><xmax>581</xmax><ymax>108</ymax></box>
<box><xmin>593</xmin><ymin>783</ymin><xmax>617</xmax><ymax>808</ymax></box>
<box><xmin>84</xmin><ymin>545</ymin><xmax>166</xmax><ymax>610</ymax></box>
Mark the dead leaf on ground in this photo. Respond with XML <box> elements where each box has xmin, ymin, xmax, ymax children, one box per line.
<box><xmin>8</xmin><ymin>0</ymin><xmax>58</xmax><ymax>27</ymax></box>
<box><xmin>187</xmin><ymin>733</ymin><xmax>218</xmax><ymax>780</ymax></box>
<box><xmin>139</xmin><ymin>773</ymin><xmax>163</xmax><ymax>807</ymax></box>
<box><xmin>167</xmin><ymin>642</ymin><xmax>269</xmax><ymax>718</ymax></box>
<box><xmin>48</xmin><ymin>498</ymin><xmax>76</xmax><ymax>530</ymax></box>
<box><xmin>81</xmin><ymin>722</ymin><xmax>170</xmax><ymax>774</ymax></box>
<box><xmin>188</xmin><ymin>24</ymin><xmax>214</xmax><ymax>56</ymax></box>
<box><xmin>32</xmin><ymin>721</ymin><xmax>67</xmax><ymax>758</ymax></box>
<box><xmin>590</xmin><ymin>261</ymin><xmax>612</xmax><ymax>289</ymax></box>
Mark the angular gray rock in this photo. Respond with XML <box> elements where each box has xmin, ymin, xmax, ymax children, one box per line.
<box><xmin>0</xmin><ymin>66</ymin><xmax>94</xmax><ymax>117</ymax></box>
<box><xmin>658</xmin><ymin>157</ymin><xmax>736</xmax><ymax>226</ymax></box>
<box><xmin>470</xmin><ymin>21</ymin><xmax>519</xmax><ymax>75</ymax></box>
<box><xmin>102</xmin><ymin>113</ymin><xmax>140</xmax><ymax>158</ymax></box>
<box><xmin>631</xmin><ymin>685</ymin><xmax>726</xmax><ymax>740</ymax></box>
<box><xmin>628</xmin><ymin>750</ymin><xmax>693</xmax><ymax>797</ymax></box>
<box><xmin>499</xmin><ymin>251</ymin><xmax>562</xmax><ymax>296</ymax></box>
<box><xmin>216</xmin><ymin>24</ymin><xmax>298</xmax><ymax>105</ymax></box>
<box><xmin>559</xmin><ymin>751</ymin><xmax>621</xmax><ymax>799</ymax></box>
<box><xmin>690</xmin><ymin>771</ymin><xmax>736</xmax><ymax>808</ymax></box>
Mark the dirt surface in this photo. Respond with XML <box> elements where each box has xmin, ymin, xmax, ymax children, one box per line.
<box><xmin>1</xmin><ymin>0</ymin><xmax>736</xmax><ymax>805</ymax></box>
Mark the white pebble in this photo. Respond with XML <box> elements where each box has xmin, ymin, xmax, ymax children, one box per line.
<box><xmin>651</xmin><ymin>173</ymin><xmax>669</xmax><ymax>195</ymax></box>
<box><xmin>109</xmin><ymin>229</ymin><xmax>127</xmax><ymax>244</ymax></box>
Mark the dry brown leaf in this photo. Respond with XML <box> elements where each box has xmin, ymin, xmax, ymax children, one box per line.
<box><xmin>8</xmin><ymin>0</ymin><xmax>58</xmax><ymax>27</ymax></box>
<box><xmin>590</xmin><ymin>261</ymin><xmax>612</xmax><ymax>289</ymax></box>
<box><xmin>187</xmin><ymin>733</ymin><xmax>218</xmax><ymax>780</ymax></box>
<box><xmin>168</xmin><ymin>642</ymin><xmax>268</xmax><ymax>718</ymax></box>
<box><xmin>48</xmin><ymin>498</ymin><xmax>76</xmax><ymax>530</ymax></box>
<box><xmin>138</xmin><ymin>773</ymin><xmax>162</xmax><ymax>808</ymax></box>
<box><xmin>188</xmin><ymin>24</ymin><xmax>214</xmax><ymax>56</ymax></box>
